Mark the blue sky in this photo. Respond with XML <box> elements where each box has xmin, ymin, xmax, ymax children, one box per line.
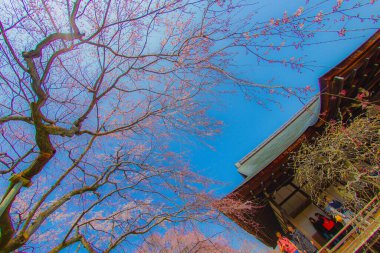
<box><xmin>2</xmin><ymin>0</ymin><xmax>378</xmax><ymax>252</ymax></box>
<box><xmin>180</xmin><ymin>0</ymin><xmax>379</xmax><ymax>251</ymax></box>
<box><xmin>188</xmin><ymin>0</ymin><xmax>379</xmax><ymax>194</ymax></box>
<box><xmin>63</xmin><ymin>0</ymin><xmax>380</xmax><ymax>252</ymax></box>
<box><xmin>37</xmin><ymin>0</ymin><xmax>380</xmax><ymax>250</ymax></box>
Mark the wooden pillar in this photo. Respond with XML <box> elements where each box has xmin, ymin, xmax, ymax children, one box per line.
<box><xmin>264</xmin><ymin>191</ymin><xmax>291</xmax><ymax>233</ymax></box>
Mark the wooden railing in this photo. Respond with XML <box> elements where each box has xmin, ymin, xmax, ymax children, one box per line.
<box><xmin>318</xmin><ymin>193</ymin><xmax>380</xmax><ymax>253</ymax></box>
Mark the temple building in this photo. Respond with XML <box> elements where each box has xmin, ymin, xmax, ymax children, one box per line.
<box><xmin>223</xmin><ymin>30</ymin><xmax>380</xmax><ymax>251</ymax></box>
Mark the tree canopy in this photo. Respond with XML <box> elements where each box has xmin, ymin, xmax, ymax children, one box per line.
<box><xmin>0</xmin><ymin>0</ymin><xmax>378</xmax><ymax>252</ymax></box>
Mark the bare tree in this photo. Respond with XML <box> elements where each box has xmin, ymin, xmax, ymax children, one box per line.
<box><xmin>0</xmin><ymin>0</ymin><xmax>378</xmax><ymax>252</ymax></box>
<box><xmin>293</xmin><ymin>106</ymin><xmax>380</xmax><ymax>210</ymax></box>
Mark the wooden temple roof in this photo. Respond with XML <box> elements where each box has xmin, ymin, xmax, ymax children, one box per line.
<box><xmin>318</xmin><ymin>29</ymin><xmax>380</xmax><ymax>126</ymax></box>
<box><xmin>223</xmin><ymin>29</ymin><xmax>380</xmax><ymax>248</ymax></box>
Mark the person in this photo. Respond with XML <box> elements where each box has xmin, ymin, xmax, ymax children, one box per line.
<box><xmin>315</xmin><ymin>212</ymin><xmax>346</xmax><ymax>247</ymax></box>
<box><xmin>309</xmin><ymin>217</ymin><xmax>331</xmax><ymax>240</ymax></box>
<box><xmin>287</xmin><ymin>225</ymin><xmax>318</xmax><ymax>253</ymax></box>
<box><xmin>315</xmin><ymin>213</ymin><xmax>337</xmax><ymax>237</ymax></box>
<box><xmin>324</xmin><ymin>196</ymin><xmax>353</xmax><ymax>224</ymax></box>
<box><xmin>276</xmin><ymin>231</ymin><xmax>300</xmax><ymax>253</ymax></box>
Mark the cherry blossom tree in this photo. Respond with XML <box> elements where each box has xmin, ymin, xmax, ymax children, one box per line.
<box><xmin>135</xmin><ymin>225</ymin><xmax>264</xmax><ymax>253</ymax></box>
<box><xmin>0</xmin><ymin>0</ymin><xmax>378</xmax><ymax>252</ymax></box>
<box><xmin>135</xmin><ymin>227</ymin><xmax>239</xmax><ymax>253</ymax></box>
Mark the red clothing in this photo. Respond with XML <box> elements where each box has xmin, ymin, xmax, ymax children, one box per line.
<box><xmin>321</xmin><ymin>216</ymin><xmax>335</xmax><ymax>231</ymax></box>
<box><xmin>277</xmin><ymin>236</ymin><xmax>298</xmax><ymax>253</ymax></box>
